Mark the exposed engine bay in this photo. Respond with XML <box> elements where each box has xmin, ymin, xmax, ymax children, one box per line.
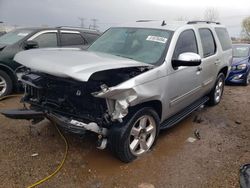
<box><xmin>21</xmin><ymin>66</ymin><xmax>150</xmax><ymax>128</ymax></box>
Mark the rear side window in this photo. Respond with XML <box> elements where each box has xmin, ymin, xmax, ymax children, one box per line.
<box><xmin>173</xmin><ymin>29</ymin><xmax>198</xmax><ymax>59</ymax></box>
<box><xmin>61</xmin><ymin>33</ymin><xmax>85</xmax><ymax>46</ymax></box>
<box><xmin>84</xmin><ymin>33</ymin><xmax>99</xmax><ymax>44</ymax></box>
<box><xmin>215</xmin><ymin>28</ymin><xmax>232</xmax><ymax>51</ymax></box>
<box><xmin>199</xmin><ymin>28</ymin><xmax>216</xmax><ymax>58</ymax></box>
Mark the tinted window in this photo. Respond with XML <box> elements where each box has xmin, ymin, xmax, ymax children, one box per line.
<box><xmin>199</xmin><ymin>28</ymin><xmax>216</xmax><ymax>58</ymax></box>
<box><xmin>84</xmin><ymin>33</ymin><xmax>99</xmax><ymax>44</ymax></box>
<box><xmin>215</xmin><ymin>28</ymin><xmax>232</xmax><ymax>51</ymax></box>
<box><xmin>173</xmin><ymin>30</ymin><xmax>198</xmax><ymax>59</ymax></box>
<box><xmin>33</xmin><ymin>32</ymin><xmax>58</xmax><ymax>48</ymax></box>
<box><xmin>61</xmin><ymin>33</ymin><xmax>85</xmax><ymax>46</ymax></box>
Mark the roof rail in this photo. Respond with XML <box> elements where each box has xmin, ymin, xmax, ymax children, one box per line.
<box><xmin>136</xmin><ymin>20</ymin><xmax>155</xmax><ymax>22</ymax></box>
<box><xmin>56</xmin><ymin>26</ymin><xmax>98</xmax><ymax>31</ymax></box>
<box><xmin>187</xmin><ymin>21</ymin><xmax>220</xmax><ymax>25</ymax></box>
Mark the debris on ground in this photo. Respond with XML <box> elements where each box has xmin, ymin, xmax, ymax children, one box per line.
<box><xmin>240</xmin><ymin>164</ymin><xmax>250</xmax><ymax>188</ymax></box>
<box><xmin>186</xmin><ymin>137</ymin><xmax>197</xmax><ymax>143</ymax></box>
<box><xmin>138</xmin><ymin>183</ymin><xmax>155</xmax><ymax>188</ymax></box>
<box><xmin>194</xmin><ymin>129</ymin><xmax>201</xmax><ymax>140</ymax></box>
<box><xmin>31</xmin><ymin>153</ymin><xmax>39</xmax><ymax>157</ymax></box>
<box><xmin>235</xmin><ymin>120</ymin><xmax>242</xmax><ymax>125</ymax></box>
<box><xmin>193</xmin><ymin>115</ymin><xmax>203</xmax><ymax>124</ymax></box>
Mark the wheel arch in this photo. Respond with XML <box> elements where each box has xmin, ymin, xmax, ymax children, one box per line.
<box><xmin>0</xmin><ymin>63</ymin><xmax>17</xmax><ymax>86</ymax></box>
<box><xmin>218</xmin><ymin>66</ymin><xmax>228</xmax><ymax>78</ymax></box>
<box><xmin>129</xmin><ymin>100</ymin><xmax>162</xmax><ymax>120</ymax></box>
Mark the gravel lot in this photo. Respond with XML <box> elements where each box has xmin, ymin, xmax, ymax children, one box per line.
<box><xmin>0</xmin><ymin>86</ymin><xmax>249</xmax><ymax>188</ymax></box>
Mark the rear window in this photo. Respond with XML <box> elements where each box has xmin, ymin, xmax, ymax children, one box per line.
<box><xmin>199</xmin><ymin>28</ymin><xmax>216</xmax><ymax>58</ymax></box>
<box><xmin>215</xmin><ymin>28</ymin><xmax>232</xmax><ymax>51</ymax></box>
<box><xmin>61</xmin><ymin>33</ymin><xmax>85</xmax><ymax>46</ymax></box>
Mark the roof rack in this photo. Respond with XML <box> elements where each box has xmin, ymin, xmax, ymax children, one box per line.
<box><xmin>56</xmin><ymin>26</ymin><xmax>98</xmax><ymax>32</ymax></box>
<box><xmin>136</xmin><ymin>20</ymin><xmax>155</xmax><ymax>22</ymax></box>
<box><xmin>187</xmin><ymin>21</ymin><xmax>220</xmax><ymax>25</ymax></box>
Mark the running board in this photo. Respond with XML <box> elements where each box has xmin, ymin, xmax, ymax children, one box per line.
<box><xmin>160</xmin><ymin>96</ymin><xmax>209</xmax><ymax>130</ymax></box>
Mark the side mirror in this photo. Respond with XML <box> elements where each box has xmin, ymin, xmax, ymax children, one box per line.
<box><xmin>24</xmin><ymin>40</ymin><xmax>39</xmax><ymax>50</ymax></box>
<box><xmin>172</xmin><ymin>52</ymin><xmax>201</xmax><ymax>67</ymax></box>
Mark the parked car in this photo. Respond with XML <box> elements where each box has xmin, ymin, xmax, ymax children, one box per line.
<box><xmin>226</xmin><ymin>44</ymin><xmax>250</xmax><ymax>85</ymax></box>
<box><xmin>0</xmin><ymin>26</ymin><xmax>100</xmax><ymax>97</ymax></box>
<box><xmin>1</xmin><ymin>21</ymin><xmax>232</xmax><ymax>162</ymax></box>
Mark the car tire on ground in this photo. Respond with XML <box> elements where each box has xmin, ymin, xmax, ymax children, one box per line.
<box><xmin>243</xmin><ymin>72</ymin><xmax>250</xmax><ymax>86</ymax></box>
<box><xmin>109</xmin><ymin>107</ymin><xmax>160</xmax><ymax>163</ymax></box>
<box><xmin>0</xmin><ymin>70</ymin><xmax>13</xmax><ymax>97</ymax></box>
<box><xmin>207</xmin><ymin>73</ymin><xmax>225</xmax><ymax>106</ymax></box>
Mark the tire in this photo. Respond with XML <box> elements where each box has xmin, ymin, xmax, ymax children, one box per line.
<box><xmin>109</xmin><ymin>107</ymin><xmax>160</xmax><ymax>163</ymax></box>
<box><xmin>0</xmin><ymin>70</ymin><xmax>13</xmax><ymax>97</ymax></box>
<box><xmin>243</xmin><ymin>72</ymin><xmax>250</xmax><ymax>86</ymax></box>
<box><xmin>207</xmin><ymin>73</ymin><xmax>225</xmax><ymax>106</ymax></box>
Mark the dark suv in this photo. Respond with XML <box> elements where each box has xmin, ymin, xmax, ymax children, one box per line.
<box><xmin>0</xmin><ymin>27</ymin><xmax>100</xmax><ymax>97</ymax></box>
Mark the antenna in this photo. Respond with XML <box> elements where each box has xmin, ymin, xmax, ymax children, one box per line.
<box><xmin>161</xmin><ymin>20</ymin><xmax>166</xmax><ymax>26</ymax></box>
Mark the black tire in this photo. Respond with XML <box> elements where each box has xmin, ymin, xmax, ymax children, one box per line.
<box><xmin>0</xmin><ymin>70</ymin><xmax>13</xmax><ymax>97</ymax></box>
<box><xmin>243</xmin><ymin>72</ymin><xmax>250</xmax><ymax>86</ymax></box>
<box><xmin>207</xmin><ymin>73</ymin><xmax>225</xmax><ymax>106</ymax></box>
<box><xmin>109</xmin><ymin>107</ymin><xmax>160</xmax><ymax>163</ymax></box>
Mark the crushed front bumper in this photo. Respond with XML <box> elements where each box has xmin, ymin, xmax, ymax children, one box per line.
<box><xmin>0</xmin><ymin>109</ymin><xmax>108</xmax><ymax>136</ymax></box>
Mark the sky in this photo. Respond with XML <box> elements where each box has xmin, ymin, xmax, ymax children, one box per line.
<box><xmin>0</xmin><ymin>0</ymin><xmax>249</xmax><ymax>37</ymax></box>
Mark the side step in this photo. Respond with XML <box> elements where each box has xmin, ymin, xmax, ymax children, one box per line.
<box><xmin>0</xmin><ymin>109</ymin><xmax>44</xmax><ymax>120</ymax></box>
<box><xmin>160</xmin><ymin>96</ymin><xmax>209</xmax><ymax>130</ymax></box>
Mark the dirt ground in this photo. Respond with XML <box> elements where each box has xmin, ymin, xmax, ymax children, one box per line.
<box><xmin>0</xmin><ymin>85</ymin><xmax>249</xmax><ymax>188</ymax></box>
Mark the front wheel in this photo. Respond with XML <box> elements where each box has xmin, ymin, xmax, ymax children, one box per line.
<box><xmin>243</xmin><ymin>72</ymin><xmax>250</xmax><ymax>86</ymax></box>
<box><xmin>207</xmin><ymin>73</ymin><xmax>225</xmax><ymax>106</ymax></box>
<box><xmin>0</xmin><ymin>70</ymin><xmax>13</xmax><ymax>97</ymax></box>
<box><xmin>109</xmin><ymin>107</ymin><xmax>160</xmax><ymax>163</ymax></box>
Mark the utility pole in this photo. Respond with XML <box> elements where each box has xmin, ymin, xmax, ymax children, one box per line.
<box><xmin>91</xmin><ymin>18</ymin><xmax>98</xmax><ymax>30</ymax></box>
<box><xmin>78</xmin><ymin>17</ymin><xmax>85</xmax><ymax>28</ymax></box>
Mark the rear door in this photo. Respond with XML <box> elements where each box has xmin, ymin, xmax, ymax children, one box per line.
<box><xmin>28</xmin><ymin>30</ymin><xmax>59</xmax><ymax>48</ymax></box>
<box><xmin>197</xmin><ymin>28</ymin><xmax>218</xmax><ymax>94</ymax></box>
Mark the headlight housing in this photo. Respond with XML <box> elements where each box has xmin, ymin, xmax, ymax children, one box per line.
<box><xmin>231</xmin><ymin>63</ymin><xmax>247</xmax><ymax>70</ymax></box>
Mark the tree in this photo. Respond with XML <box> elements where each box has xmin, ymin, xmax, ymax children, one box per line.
<box><xmin>242</xmin><ymin>16</ymin><xmax>250</xmax><ymax>38</ymax></box>
<box><xmin>204</xmin><ymin>8</ymin><xmax>219</xmax><ymax>22</ymax></box>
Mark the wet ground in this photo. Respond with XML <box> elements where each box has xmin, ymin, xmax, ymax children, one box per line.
<box><xmin>0</xmin><ymin>86</ymin><xmax>249</xmax><ymax>188</ymax></box>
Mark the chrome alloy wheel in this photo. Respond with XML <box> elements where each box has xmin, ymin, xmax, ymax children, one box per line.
<box><xmin>0</xmin><ymin>75</ymin><xmax>7</xmax><ymax>96</ymax></box>
<box><xmin>214</xmin><ymin>77</ymin><xmax>224</xmax><ymax>103</ymax></box>
<box><xmin>129</xmin><ymin>115</ymin><xmax>157</xmax><ymax>156</ymax></box>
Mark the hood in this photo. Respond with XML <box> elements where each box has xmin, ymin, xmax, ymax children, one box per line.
<box><xmin>14</xmin><ymin>48</ymin><xmax>152</xmax><ymax>82</ymax></box>
<box><xmin>232</xmin><ymin>57</ymin><xmax>249</xmax><ymax>65</ymax></box>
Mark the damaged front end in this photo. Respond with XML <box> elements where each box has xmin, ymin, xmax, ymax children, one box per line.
<box><xmin>1</xmin><ymin>65</ymin><xmax>153</xmax><ymax>148</ymax></box>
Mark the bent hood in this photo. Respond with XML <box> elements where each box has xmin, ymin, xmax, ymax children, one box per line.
<box><xmin>14</xmin><ymin>48</ymin><xmax>152</xmax><ymax>82</ymax></box>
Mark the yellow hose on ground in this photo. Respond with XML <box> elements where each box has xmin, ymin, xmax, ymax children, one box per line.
<box><xmin>0</xmin><ymin>95</ymin><xmax>69</xmax><ymax>187</ymax></box>
<box><xmin>27</xmin><ymin>122</ymin><xmax>68</xmax><ymax>188</ymax></box>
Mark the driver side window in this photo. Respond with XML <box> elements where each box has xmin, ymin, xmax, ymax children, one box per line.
<box><xmin>173</xmin><ymin>29</ymin><xmax>198</xmax><ymax>59</ymax></box>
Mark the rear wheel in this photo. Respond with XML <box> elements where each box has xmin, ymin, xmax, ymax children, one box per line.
<box><xmin>0</xmin><ymin>70</ymin><xmax>13</xmax><ymax>97</ymax></box>
<box><xmin>207</xmin><ymin>73</ymin><xmax>225</xmax><ymax>106</ymax></box>
<box><xmin>109</xmin><ymin>107</ymin><xmax>160</xmax><ymax>163</ymax></box>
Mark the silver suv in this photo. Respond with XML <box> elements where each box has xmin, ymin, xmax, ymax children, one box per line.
<box><xmin>1</xmin><ymin>20</ymin><xmax>232</xmax><ymax>162</ymax></box>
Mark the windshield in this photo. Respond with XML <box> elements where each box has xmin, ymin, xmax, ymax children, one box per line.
<box><xmin>88</xmin><ymin>27</ymin><xmax>172</xmax><ymax>64</ymax></box>
<box><xmin>0</xmin><ymin>29</ymin><xmax>33</xmax><ymax>45</ymax></box>
<box><xmin>233</xmin><ymin>46</ymin><xmax>250</xmax><ymax>58</ymax></box>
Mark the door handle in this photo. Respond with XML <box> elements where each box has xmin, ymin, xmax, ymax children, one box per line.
<box><xmin>215</xmin><ymin>59</ymin><xmax>221</xmax><ymax>65</ymax></box>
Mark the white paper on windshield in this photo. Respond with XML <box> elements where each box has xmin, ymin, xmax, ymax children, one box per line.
<box><xmin>17</xmin><ymin>33</ymin><xmax>29</xmax><ymax>37</ymax></box>
<box><xmin>146</xmin><ymin>36</ymin><xmax>168</xmax><ymax>44</ymax></box>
